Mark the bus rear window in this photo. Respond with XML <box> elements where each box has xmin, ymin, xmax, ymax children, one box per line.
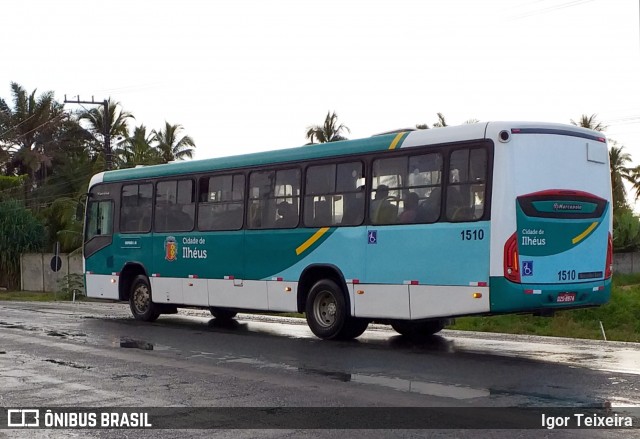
<box><xmin>517</xmin><ymin>190</ymin><xmax>607</xmax><ymax>219</ymax></box>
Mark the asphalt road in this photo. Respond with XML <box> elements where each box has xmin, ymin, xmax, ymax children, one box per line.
<box><xmin>1</xmin><ymin>301</ymin><xmax>639</xmax><ymax>438</ymax></box>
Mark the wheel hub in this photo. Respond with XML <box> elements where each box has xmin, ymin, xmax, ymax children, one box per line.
<box><xmin>134</xmin><ymin>285</ymin><xmax>149</xmax><ymax>313</ymax></box>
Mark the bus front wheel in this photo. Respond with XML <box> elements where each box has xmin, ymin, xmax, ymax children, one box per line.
<box><xmin>129</xmin><ymin>275</ymin><xmax>160</xmax><ymax>322</ymax></box>
<box><xmin>305</xmin><ymin>279</ymin><xmax>350</xmax><ymax>340</ymax></box>
<box><xmin>391</xmin><ymin>320</ymin><xmax>445</xmax><ymax>338</ymax></box>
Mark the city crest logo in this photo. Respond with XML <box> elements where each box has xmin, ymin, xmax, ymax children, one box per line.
<box><xmin>164</xmin><ymin>236</ymin><xmax>177</xmax><ymax>261</ymax></box>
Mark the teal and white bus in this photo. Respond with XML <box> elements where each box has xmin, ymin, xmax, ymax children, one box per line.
<box><xmin>84</xmin><ymin>121</ymin><xmax>613</xmax><ymax>340</ymax></box>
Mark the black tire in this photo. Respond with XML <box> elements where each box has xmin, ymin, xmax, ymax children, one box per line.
<box><xmin>305</xmin><ymin>279</ymin><xmax>348</xmax><ymax>339</ymax></box>
<box><xmin>209</xmin><ymin>307</ymin><xmax>237</xmax><ymax>321</ymax></box>
<box><xmin>336</xmin><ymin>317</ymin><xmax>369</xmax><ymax>340</ymax></box>
<box><xmin>129</xmin><ymin>275</ymin><xmax>160</xmax><ymax>322</ymax></box>
<box><xmin>391</xmin><ymin>319</ymin><xmax>445</xmax><ymax>338</ymax></box>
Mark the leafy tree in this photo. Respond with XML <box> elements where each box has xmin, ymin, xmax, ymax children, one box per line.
<box><xmin>306</xmin><ymin>111</ymin><xmax>350</xmax><ymax>144</ymax></box>
<box><xmin>152</xmin><ymin>121</ymin><xmax>195</xmax><ymax>162</ymax></box>
<box><xmin>39</xmin><ymin>196</ymin><xmax>84</xmax><ymax>253</ymax></box>
<box><xmin>117</xmin><ymin>124</ymin><xmax>163</xmax><ymax>168</ymax></box>
<box><xmin>34</xmin><ymin>148</ymin><xmax>97</xmax><ymax>252</ymax></box>
<box><xmin>0</xmin><ymin>199</ymin><xmax>45</xmax><ymax>288</ymax></box>
<box><xmin>0</xmin><ymin>175</ymin><xmax>26</xmax><ymax>201</ymax></box>
<box><xmin>612</xmin><ymin>208</ymin><xmax>640</xmax><ymax>252</ymax></box>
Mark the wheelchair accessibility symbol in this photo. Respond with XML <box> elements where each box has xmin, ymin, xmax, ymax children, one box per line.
<box><xmin>522</xmin><ymin>261</ymin><xmax>534</xmax><ymax>276</ymax></box>
<box><xmin>368</xmin><ymin>230</ymin><xmax>377</xmax><ymax>244</ymax></box>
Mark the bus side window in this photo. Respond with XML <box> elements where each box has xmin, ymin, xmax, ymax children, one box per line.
<box><xmin>155</xmin><ymin>180</ymin><xmax>194</xmax><ymax>232</ymax></box>
<box><xmin>446</xmin><ymin>148</ymin><xmax>486</xmax><ymax>221</ymax></box>
<box><xmin>198</xmin><ymin>174</ymin><xmax>244</xmax><ymax>231</ymax></box>
<box><xmin>121</xmin><ymin>183</ymin><xmax>152</xmax><ymax>233</ymax></box>
<box><xmin>304</xmin><ymin>162</ymin><xmax>363</xmax><ymax>227</ymax></box>
<box><xmin>249</xmin><ymin>169</ymin><xmax>300</xmax><ymax>229</ymax></box>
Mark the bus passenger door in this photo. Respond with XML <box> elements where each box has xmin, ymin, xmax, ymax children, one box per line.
<box><xmin>205</xmin><ymin>230</ymin><xmax>247</xmax><ymax>308</ymax></box>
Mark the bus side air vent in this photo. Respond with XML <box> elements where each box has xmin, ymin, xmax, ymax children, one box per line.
<box><xmin>504</xmin><ymin>232</ymin><xmax>520</xmax><ymax>283</ymax></box>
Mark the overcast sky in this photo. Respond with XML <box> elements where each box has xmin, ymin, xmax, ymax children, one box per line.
<box><xmin>2</xmin><ymin>0</ymin><xmax>639</xmax><ymax>161</ymax></box>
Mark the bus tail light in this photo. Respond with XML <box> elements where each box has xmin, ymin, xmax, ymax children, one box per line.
<box><xmin>504</xmin><ymin>232</ymin><xmax>520</xmax><ymax>283</ymax></box>
<box><xmin>605</xmin><ymin>232</ymin><xmax>613</xmax><ymax>279</ymax></box>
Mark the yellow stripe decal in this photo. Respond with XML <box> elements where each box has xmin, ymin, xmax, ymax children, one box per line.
<box><xmin>388</xmin><ymin>132</ymin><xmax>405</xmax><ymax>150</ymax></box>
<box><xmin>296</xmin><ymin>227</ymin><xmax>330</xmax><ymax>255</ymax></box>
<box><xmin>571</xmin><ymin>222</ymin><xmax>599</xmax><ymax>245</ymax></box>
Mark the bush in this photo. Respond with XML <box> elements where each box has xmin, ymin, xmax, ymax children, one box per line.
<box><xmin>56</xmin><ymin>273</ymin><xmax>85</xmax><ymax>301</ymax></box>
<box><xmin>0</xmin><ymin>199</ymin><xmax>45</xmax><ymax>289</ymax></box>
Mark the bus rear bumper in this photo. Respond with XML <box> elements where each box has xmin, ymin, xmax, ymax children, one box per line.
<box><xmin>489</xmin><ymin>277</ymin><xmax>611</xmax><ymax>314</ymax></box>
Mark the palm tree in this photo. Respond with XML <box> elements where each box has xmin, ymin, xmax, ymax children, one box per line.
<box><xmin>609</xmin><ymin>142</ymin><xmax>634</xmax><ymax>211</ymax></box>
<box><xmin>417</xmin><ymin>114</ymin><xmax>477</xmax><ymax>130</ymax></box>
<box><xmin>0</xmin><ymin>82</ymin><xmax>66</xmax><ymax>184</ymax></box>
<box><xmin>432</xmin><ymin>112</ymin><xmax>448</xmax><ymax>128</ymax></box>
<box><xmin>117</xmin><ymin>124</ymin><xmax>163</xmax><ymax>168</ymax></box>
<box><xmin>78</xmin><ymin>98</ymin><xmax>134</xmax><ymax>168</ymax></box>
<box><xmin>570</xmin><ymin>114</ymin><xmax>607</xmax><ymax>132</ymax></box>
<box><xmin>570</xmin><ymin>114</ymin><xmax>639</xmax><ymax>209</ymax></box>
<box><xmin>306</xmin><ymin>111</ymin><xmax>350</xmax><ymax>144</ymax></box>
<box><xmin>152</xmin><ymin>122</ymin><xmax>195</xmax><ymax>162</ymax></box>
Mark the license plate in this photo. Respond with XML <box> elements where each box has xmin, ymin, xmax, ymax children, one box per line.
<box><xmin>556</xmin><ymin>292</ymin><xmax>576</xmax><ymax>303</ymax></box>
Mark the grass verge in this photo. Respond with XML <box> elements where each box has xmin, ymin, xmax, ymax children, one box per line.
<box><xmin>0</xmin><ymin>291</ymin><xmax>57</xmax><ymax>301</ymax></box>
<box><xmin>451</xmin><ymin>277</ymin><xmax>640</xmax><ymax>342</ymax></box>
<box><xmin>0</xmin><ymin>291</ymin><xmax>88</xmax><ymax>302</ymax></box>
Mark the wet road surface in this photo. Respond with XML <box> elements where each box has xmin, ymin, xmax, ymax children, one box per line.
<box><xmin>1</xmin><ymin>301</ymin><xmax>639</xmax><ymax>438</ymax></box>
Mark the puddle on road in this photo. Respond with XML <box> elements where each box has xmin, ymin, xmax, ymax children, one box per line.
<box><xmin>209</xmin><ymin>354</ymin><xmax>490</xmax><ymax>400</ymax></box>
<box><xmin>450</xmin><ymin>337</ymin><xmax>640</xmax><ymax>376</ymax></box>
<box><xmin>46</xmin><ymin>330</ymin><xmax>87</xmax><ymax>338</ymax></box>
<box><xmin>301</xmin><ymin>366</ymin><xmax>490</xmax><ymax>400</ymax></box>
<box><xmin>43</xmin><ymin>359</ymin><xmax>91</xmax><ymax>370</ymax></box>
<box><xmin>112</xmin><ymin>373</ymin><xmax>150</xmax><ymax>380</ymax></box>
<box><xmin>0</xmin><ymin>321</ymin><xmax>31</xmax><ymax>330</ymax></box>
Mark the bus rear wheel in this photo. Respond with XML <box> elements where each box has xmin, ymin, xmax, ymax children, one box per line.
<box><xmin>129</xmin><ymin>275</ymin><xmax>160</xmax><ymax>322</ymax></box>
<box><xmin>306</xmin><ymin>279</ymin><xmax>357</xmax><ymax>340</ymax></box>
<box><xmin>209</xmin><ymin>307</ymin><xmax>237</xmax><ymax>321</ymax></box>
<box><xmin>391</xmin><ymin>319</ymin><xmax>445</xmax><ymax>338</ymax></box>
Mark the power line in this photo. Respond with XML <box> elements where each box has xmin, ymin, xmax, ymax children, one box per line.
<box><xmin>0</xmin><ymin>112</ymin><xmax>40</xmax><ymax>139</ymax></box>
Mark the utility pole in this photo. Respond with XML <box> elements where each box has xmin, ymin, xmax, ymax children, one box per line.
<box><xmin>64</xmin><ymin>96</ymin><xmax>111</xmax><ymax>170</ymax></box>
